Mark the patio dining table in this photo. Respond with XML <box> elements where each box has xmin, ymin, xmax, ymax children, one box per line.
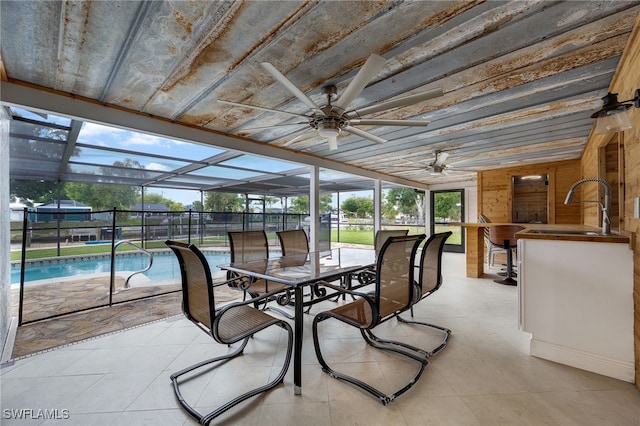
<box><xmin>220</xmin><ymin>247</ymin><xmax>376</xmax><ymax>395</ymax></box>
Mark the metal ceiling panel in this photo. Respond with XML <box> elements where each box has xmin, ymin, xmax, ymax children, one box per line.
<box><xmin>2</xmin><ymin>0</ymin><xmax>639</xmax><ymax>193</ymax></box>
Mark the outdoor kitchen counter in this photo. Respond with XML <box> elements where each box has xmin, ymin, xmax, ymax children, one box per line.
<box><xmin>515</xmin><ymin>225</ymin><xmax>632</xmax><ymax>245</ymax></box>
<box><xmin>516</xmin><ymin>226</ymin><xmax>634</xmax><ymax>382</ymax></box>
<box><xmin>460</xmin><ymin>223</ymin><xmax>632</xmax><ymax>278</ymax></box>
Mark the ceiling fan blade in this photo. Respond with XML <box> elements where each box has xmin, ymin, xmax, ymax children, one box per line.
<box><xmin>239</xmin><ymin>122</ymin><xmax>308</xmax><ymax>131</ymax></box>
<box><xmin>349</xmin><ymin>119</ymin><xmax>430</xmax><ymax>127</ymax></box>
<box><xmin>260</xmin><ymin>62</ymin><xmax>323</xmax><ymax>113</ymax></box>
<box><xmin>282</xmin><ymin>133</ymin><xmax>308</xmax><ymax>147</ymax></box>
<box><xmin>433</xmin><ymin>151</ymin><xmax>450</xmax><ymax>167</ymax></box>
<box><xmin>218</xmin><ymin>99</ymin><xmax>308</xmax><ymax>119</ymax></box>
<box><xmin>334</xmin><ymin>54</ymin><xmax>387</xmax><ymax>110</ymax></box>
<box><xmin>343</xmin><ymin>125</ymin><xmax>386</xmax><ymax>144</ymax></box>
<box><xmin>376</xmin><ymin>165</ymin><xmax>425</xmax><ymax>171</ymax></box>
<box><xmin>350</xmin><ymin>88</ymin><xmax>443</xmax><ymax>117</ymax></box>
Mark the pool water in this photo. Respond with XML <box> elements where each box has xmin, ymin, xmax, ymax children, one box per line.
<box><xmin>12</xmin><ymin>252</ymin><xmax>231</xmax><ymax>285</ymax></box>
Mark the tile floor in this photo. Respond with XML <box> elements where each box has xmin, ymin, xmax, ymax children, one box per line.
<box><xmin>1</xmin><ymin>253</ymin><xmax>639</xmax><ymax>425</ymax></box>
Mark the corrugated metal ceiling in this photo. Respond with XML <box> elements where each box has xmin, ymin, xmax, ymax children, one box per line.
<box><xmin>1</xmin><ymin>0</ymin><xmax>639</xmax><ymax>191</ymax></box>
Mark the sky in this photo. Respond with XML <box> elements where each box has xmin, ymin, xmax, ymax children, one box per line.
<box><xmin>77</xmin><ymin>121</ymin><xmax>374</xmax><ymax>208</ymax></box>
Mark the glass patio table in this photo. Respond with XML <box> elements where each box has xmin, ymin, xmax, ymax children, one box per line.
<box><xmin>220</xmin><ymin>247</ymin><xmax>376</xmax><ymax>395</ymax></box>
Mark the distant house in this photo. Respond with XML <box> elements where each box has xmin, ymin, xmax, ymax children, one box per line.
<box><xmin>130</xmin><ymin>203</ymin><xmax>170</xmax><ymax>217</ymax></box>
<box><xmin>9</xmin><ymin>196</ymin><xmax>32</xmax><ymax>221</ymax></box>
<box><xmin>28</xmin><ymin>200</ymin><xmax>92</xmax><ymax>222</ymax></box>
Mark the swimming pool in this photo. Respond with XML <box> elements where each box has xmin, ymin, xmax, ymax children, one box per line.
<box><xmin>11</xmin><ymin>251</ymin><xmax>232</xmax><ymax>285</ymax></box>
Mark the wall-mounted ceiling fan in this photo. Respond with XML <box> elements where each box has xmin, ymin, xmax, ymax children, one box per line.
<box><xmin>218</xmin><ymin>54</ymin><xmax>443</xmax><ymax>150</ymax></box>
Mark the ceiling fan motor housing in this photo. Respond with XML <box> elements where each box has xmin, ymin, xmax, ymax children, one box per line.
<box><xmin>311</xmin><ymin>115</ymin><xmax>347</xmax><ymax>137</ymax></box>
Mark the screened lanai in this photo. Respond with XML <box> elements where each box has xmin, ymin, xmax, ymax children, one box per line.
<box><xmin>7</xmin><ymin>103</ymin><xmax>428</xmax><ymax>328</ymax></box>
<box><xmin>8</xmin><ymin>105</ymin><xmax>405</xmax><ymax>202</ymax></box>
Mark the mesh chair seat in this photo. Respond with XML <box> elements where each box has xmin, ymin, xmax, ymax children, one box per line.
<box><xmin>215</xmin><ymin>304</ymin><xmax>282</xmax><ymax>342</ymax></box>
<box><xmin>312</xmin><ymin>234</ymin><xmax>428</xmax><ymax>405</ymax></box>
<box><xmin>325</xmin><ymin>298</ymin><xmax>373</xmax><ymax>328</ymax></box>
<box><xmin>165</xmin><ymin>240</ymin><xmax>293</xmax><ymax>425</ymax></box>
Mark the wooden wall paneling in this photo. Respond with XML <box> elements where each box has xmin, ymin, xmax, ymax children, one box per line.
<box><xmin>513</xmin><ymin>178</ymin><xmax>549</xmax><ymax>223</ymax></box>
<box><xmin>618</xmin><ymin>133</ymin><xmax>625</xmax><ymax>227</ymax></box>
<box><xmin>582</xmin><ymin>12</ymin><xmax>639</xmax><ymax>387</ymax></box>
<box><xmin>605</xmin><ymin>136</ymin><xmax>621</xmax><ymax>229</ymax></box>
<box><xmin>479</xmin><ymin>160</ymin><xmax>581</xmax><ymax>224</ymax></box>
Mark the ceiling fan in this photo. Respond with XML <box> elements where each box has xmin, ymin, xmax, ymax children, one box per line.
<box><xmin>379</xmin><ymin>150</ymin><xmax>473</xmax><ymax>176</ymax></box>
<box><xmin>426</xmin><ymin>150</ymin><xmax>451</xmax><ymax>174</ymax></box>
<box><xmin>218</xmin><ymin>54</ymin><xmax>443</xmax><ymax>150</ymax></box>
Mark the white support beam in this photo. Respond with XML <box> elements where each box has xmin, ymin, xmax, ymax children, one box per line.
<box><xmin>309</xmin><ymin>166</ymin><xmax>320</xmax><ymax>253</ymax></box>
<box><xmin>374</xmin><ymin>180</ymin><xmax>382</xmax><ymax>234</ymax></box>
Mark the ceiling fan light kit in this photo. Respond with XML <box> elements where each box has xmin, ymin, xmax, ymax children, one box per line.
<box><xmin>219</xmin><ymin>54</ymin><xmax>443</xmax><ymax>150</ymax></box>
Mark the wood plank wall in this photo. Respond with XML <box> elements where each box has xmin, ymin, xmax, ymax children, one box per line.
<box><xmin>477</xmin><ymin>159</ymin><xmax>581</xmax><ymax>224</ymax></box>
<box><xmin>581</xmin><ymin>13</ymin><xmax>640</xmax><ymax>387</ymax></box>
<box><xmin>513</xmin><ymin>178</ymin><xmax>549</xmax><ymax>223</ymax></box>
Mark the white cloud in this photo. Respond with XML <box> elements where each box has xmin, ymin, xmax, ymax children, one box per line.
<box><xmin>80</xmin><ymin>121</ymin><xmax>124</xmax><ymax>137</ymax></box>
<box><xmin>80</xmin><ymin>122</ymin><xmax>175</xmax><ymax>148</ymax></box>
<box><xmin>146</xmin><ymin>162</ymin><xmax>172</xmax><ymax>171</ymax></box>
<box><xmin>125</xmin><ymin>132</ymin><xmax>165</xmax><ymax>146</ymax></box>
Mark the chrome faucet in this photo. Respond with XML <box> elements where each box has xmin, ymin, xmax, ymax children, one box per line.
<box><xmin>564</xmin><ymin>177</ymin><xmax>611</xmax><ymax>235</ymax></box>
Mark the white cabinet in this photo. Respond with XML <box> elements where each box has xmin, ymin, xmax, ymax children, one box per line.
<box><xmin>518</xmin><ymin>238</ymin><xmax>634</xmax><ymax>382</ymax></box>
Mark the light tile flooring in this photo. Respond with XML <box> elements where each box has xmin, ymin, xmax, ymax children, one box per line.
<box><xmin>1</xmin><ymin>253</ymin><xmax>638</xmax><ymax>425</ymax></box>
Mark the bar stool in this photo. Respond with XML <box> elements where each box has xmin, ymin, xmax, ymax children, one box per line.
<box><xmin>488</xmin><ymin>225</ymin><xmax>524</xmax><ymax>285</ymax></box>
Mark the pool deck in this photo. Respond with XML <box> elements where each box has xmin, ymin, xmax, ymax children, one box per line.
<box><xmin>8</xmin><ymin>276</ymin><xmax>242</xmax><ymax>359</ymax></box>
<box><xmin>6</xmin><ymin>243</ymin><xmax>361</xmax><ymax>360</ymax></box>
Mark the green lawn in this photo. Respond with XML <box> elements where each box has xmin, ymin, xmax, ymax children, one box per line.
<box><xmin>333</xmin><ymin>226</ymin><xmax>462</xmax><ymax>246</ymax></box>
<box><xmin>331</xmin><ymin>229</ymin><xmax>374</xmax><ymax>245</ymax></box>
<box><xmin>12</xmin><ymin>227</ymin><xmax>463</xmax><ymax>261</ymax></box>
<box><xmin>434</xmin><ymin>225</ymin><xmax>462</xmax><ymax>245</ymax></box>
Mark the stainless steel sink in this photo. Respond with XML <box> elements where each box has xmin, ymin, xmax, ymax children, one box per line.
<box><xmin>526</xmin><ymin>229</ymin><xmax>600</xmax><ymax>236</ymax></box>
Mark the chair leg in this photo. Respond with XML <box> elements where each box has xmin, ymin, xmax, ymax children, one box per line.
<box><xmin>172</xmin><ymin>321</ymin><xmax>293</xmax><ymax>425</ymax></box>
<box><xmin>312</xmin><ymin>314</ymin><xmax>428</xmax><ymax>406</ymax></box>
<box><xmin>362</xmin><ymin>329</ymin><xmax>429</xmax><ymax>360</ymax></box>
<box><xmin>396</xmin><ymin>315</ymin><xmax>452</xmax><ymax>356</ymax></box>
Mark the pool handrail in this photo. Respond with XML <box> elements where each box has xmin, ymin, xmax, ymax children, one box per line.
<box><xmin>112</xmin><ymin>240</ymin><xmax>154</xmax><ymax>290</ymax></box>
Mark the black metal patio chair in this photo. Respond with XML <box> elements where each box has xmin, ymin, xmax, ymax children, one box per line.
<box><xmin>227</xmin><ymin>230</ymin><xmax>289</xmax><ymax>295</ymax></box>
<box><xmin>356</xmin><ymin>229</ymin><xmax>409</xmax><ymax>286</ymax></box>
<box><xmin>311</xmin><ymin>234</ymin><xmax>427</xmax><ymax>405</ymax></box>
<box><xmin>227</xmin><ymin>230</ymin><xmax>293</xmax><ymax>317</ymax></box>
<box><xmin>165</xmin><ymin>240</ymin><xmax>293</xmax><ymax>425</ymax></box>
<box><xmin>276</xmin><ymin>229</ymin><xmax>309</xmax><ymax>256</ymax></box>
<box><xmin>397</xmin><ymin>231</ymin><xmax>452</xmax><ymax>356</ymax></box>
